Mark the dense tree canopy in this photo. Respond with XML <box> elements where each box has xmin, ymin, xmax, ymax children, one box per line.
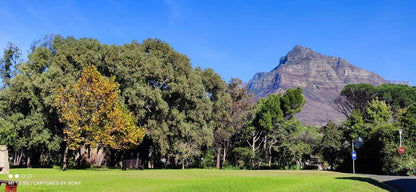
<box><xmin>0</xmin><ymin>36</ymin><xmax>268</xmax><ymax>169</ymax></box>
<box><xmin>320</xmin><ymin>121</ymin><xmax>341</xmax><ymax>171</ymax></box>
<box><xmin>0</xmin><ymin>35</ymin><xmax>333</xmax><ymax>172</ymax></box>
<box><xmin>331</xmin><ymin>83</ymin><xmax>416</xmax><ymax>175</ymax></box>
<box><xmin>242</xmin><ymin>87</ymin><xmax>313</xmax><ymax>168</ymax></box>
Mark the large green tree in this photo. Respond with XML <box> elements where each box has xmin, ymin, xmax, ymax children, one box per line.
<box><xmin>248</xmin><ymin>87</ymin><xmax>305</xmax><ymax>168</ymax></box>
<box><xmin>0</xmin><ymin>40</ymin><xmax>61</xmax><ymax>168</ymax></box>
<box><xmin>334</xmin><ymin>83</ymin><xmax>377</xmax><ymax>117</ymax></box>
<box><xmin>320</xmin><ymin>121</ymin><xmax>342</xmax><ymax>170</ymax></box>
<box><xmin>221</xmin><ymin>78</ymin><xmax>255</xmax><ymax>168</ymax></box>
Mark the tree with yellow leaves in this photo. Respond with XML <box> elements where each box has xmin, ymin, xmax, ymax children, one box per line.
<box><xmin>55</xmin><ymin>65</ymin><xmax>145</xmax><ymax>170</ymax></box>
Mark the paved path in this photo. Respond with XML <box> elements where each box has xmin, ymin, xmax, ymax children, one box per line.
<box><xmin>363</xmin><ymin>174</ymin><xmax>416</xmax><ymax>192</ymax></box>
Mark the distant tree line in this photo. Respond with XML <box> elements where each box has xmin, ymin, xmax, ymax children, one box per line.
<box><xmin>0</xmin><ymin>35</ymin><xmax>319</xmax><ymax>170</ymax></box>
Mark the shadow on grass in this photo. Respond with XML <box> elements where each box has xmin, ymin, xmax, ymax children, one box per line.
<box><xmin>336</xmin><ymin>177</ymin><xmax>394</xmax><ymax>192</ymax></box>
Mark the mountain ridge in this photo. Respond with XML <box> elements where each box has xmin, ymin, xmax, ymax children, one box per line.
<box><xmin>248</xmin><ymin>45</ymin><xmax>388</xmax><ymax>126</ymax></box>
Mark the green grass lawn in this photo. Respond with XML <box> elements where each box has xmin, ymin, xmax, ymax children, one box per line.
<box><xmin>0</xmin><ymin>168</ymin><xmax>389</xmax><ymax>192</ymax></box>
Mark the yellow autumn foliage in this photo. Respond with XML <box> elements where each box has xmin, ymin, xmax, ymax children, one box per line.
<box><xmin>55</xmin><ymin>65</ymin><xmax>145</xmax><ymax>150</ymax></box>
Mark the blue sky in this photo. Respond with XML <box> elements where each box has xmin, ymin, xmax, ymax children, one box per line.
<box><xmin>1</xmin><ymin>0</ymin><xmax>415</xmax><ymax>84</ymax></box>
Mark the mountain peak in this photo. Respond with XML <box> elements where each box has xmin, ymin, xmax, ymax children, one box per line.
<box><xmin>279</xmin><ymin>45</ymin><xmax>322</xmax><ymax>65</ymax></box>
<box><xmin>291</xmin><ymin>45</ymin><xmax>313</xmax><ymax>53</ymax></box>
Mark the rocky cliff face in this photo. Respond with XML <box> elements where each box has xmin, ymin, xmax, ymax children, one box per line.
<box><xmin>248</xmin><ymin>45</ymin><xmax>387</xmax><ymax>126</ymax></box>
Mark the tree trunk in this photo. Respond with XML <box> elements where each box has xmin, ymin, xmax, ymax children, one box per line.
<box><xmin>87</xmin><ymin>145</ymin><xmax>91</xmax><ymax>159</ymax></box>
<box><xmin>148</xmin><ymin>146</ymin><xmax>153</xmax><ymax>169</ymax></box>
<box><xmin>223</xmin><ymin>147</ymin><xmax>227</xmax><ymax>166</ymax></box>
<box><xmin>268</xmin><ymin>142</ymin><xmax>275</xmax><ymax>167</ymax></box>
<box><xmin>14</xmin><ymin>150</ymin><xmax>24</xmax><ymax>166</ymax></box>
<box><xmin>181</xmin><ymin>159</ymin><xmax>185</xmax><ymax>170</ymax></box>
<box><xmin>296</xmin><ymin>158</ymin><xmax>302</xmax><ymax>169</ymax></box>
<box><xmin>40</xmin><ymin>151</ymin><xmax>47</xmax><ymax>166</ymax></box>
<box><xmin>96</xmin><ymin>147</ymin><xmax>106</xmax><ymax>167</ymax></box>
<box><xmin>27</xmin><ymin>155</ymin><xmax>31</xmax><ymax>168</ymax></box>
<box><xmin>62</xmin><ymin>146</ymin><xmax>69</xmax><ymax>171</ymax></box>
<box><xmin>251</xmin><ymin>136</ymin><xmax>256</xmax><ymax>168</ymax></box>
<box><xmin>75</xmin><ymin>150</ymin><xmax>82</xmax><ymax>167</ymax></box>
<box><xmin>216</xmin><ymin>147</ymin><xmax>221</xmax><ymax>169</ymax></box>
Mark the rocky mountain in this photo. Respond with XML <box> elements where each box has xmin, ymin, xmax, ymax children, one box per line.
<box><xmin>248</xmin><ymin>45</ymin><xmax>387</xmax><ymax>126</ymax></box>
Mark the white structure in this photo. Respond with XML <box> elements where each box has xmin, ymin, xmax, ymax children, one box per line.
<box><xmin>0</xmin><ymin>145</ymin><xmax>9</xmax><ymax>174</ymax></box>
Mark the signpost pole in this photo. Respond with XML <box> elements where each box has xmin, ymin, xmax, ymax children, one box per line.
<box><xmin>399</xmin><ymin>129</ymin><xmax>403</xmax><ymax>147</ymax></box>
<box><xmin>352</xmin><ymin>140</ymin><xmax>355</xmax><ymax>174</ymax></box>
<box><xmin>398</xmin><ymin>129</ymin><xmax>405</xmax><ymax>154</ymax></box>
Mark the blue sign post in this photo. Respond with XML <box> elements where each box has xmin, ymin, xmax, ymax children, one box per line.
<box><xmin>352</xmin><ymin>150</ymin><xmax>356</xmax><ymax>160</ymax></box>
<box><xmin>352</xmin><ymin>137</ymin><xmax>363</xmax><ymax>174</ymax></box>
<box><xmin>352</xmin><ymin>140</ymin><xmax>356</xmax><ymax>174</ymax></box>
